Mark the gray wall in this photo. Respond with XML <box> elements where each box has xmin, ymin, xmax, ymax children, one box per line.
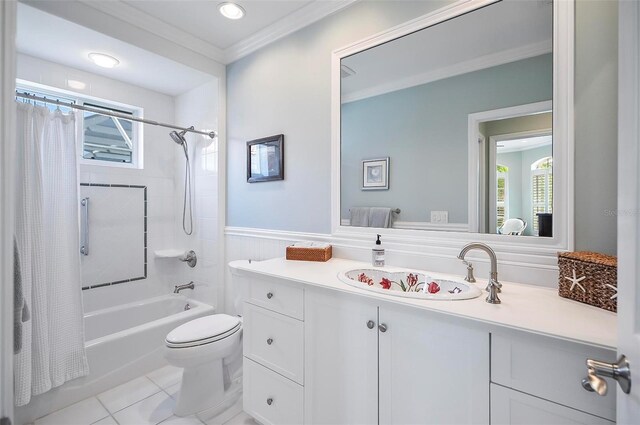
<box><xmin>575</xmin><ymin>0</ymin><xmax>618</xmax><ymax>255</ymax></box>
<box><xmin>340</xmin><ymin>54</ymin><xmax>552</xmax><ymax>224</ymax></box>
<box><xmin>226</xmin><ymin>0</ymin><xmax>456</xmax><ymax>232</ymax></box>
<box><xmin>227</xmin><ymin>0</ymin><xmax>619</xmax><ymax>254</ymax></box>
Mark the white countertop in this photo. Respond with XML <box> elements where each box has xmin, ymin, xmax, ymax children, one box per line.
<box><xmin>230</xmin><ymin>257</ymin><xmax>617</xmax><ymax>350</ymax></box>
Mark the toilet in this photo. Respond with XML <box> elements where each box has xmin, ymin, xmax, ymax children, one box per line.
<box><xmin>165</xmin><ymin>314</ymin><xmax>243</xmax><ymax>417</ymax></box>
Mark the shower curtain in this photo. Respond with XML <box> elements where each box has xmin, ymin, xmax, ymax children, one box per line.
<box><xmin>14</xmin><ymin>102</ymin><xmax>89</xmax><ymax>407</ymax></box>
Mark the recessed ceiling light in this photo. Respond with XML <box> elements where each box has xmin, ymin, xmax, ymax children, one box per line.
<box><xmin>67</xmin><ymin>79</ymin><xmax>87</xmax><ymax>90</ymax></box>
<box><xmin>88</xmin><ymin>53</ymin><xmax>120</xmax><ymax>69</ymax></box>
<box><xmin>219</xmin><ymin>2</ymin><xmax>245</xmax><ymax>20</ymax></box>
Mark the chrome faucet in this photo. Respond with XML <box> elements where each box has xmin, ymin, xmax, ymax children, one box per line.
<box><xmin>174</xmin><ymin>281</ymin><xmax>195</xmax><ymax>294</ymax></box>
<box><xmin>457</xmin><ymin>242</ymin><xmax>502</xmax><ymax>304</ymax></box>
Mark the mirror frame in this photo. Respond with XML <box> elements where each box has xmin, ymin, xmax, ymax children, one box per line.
<box><xmin>331</xmin><ymin>0</ymin><xmax>574</xmax><ymax>262</ymax></box>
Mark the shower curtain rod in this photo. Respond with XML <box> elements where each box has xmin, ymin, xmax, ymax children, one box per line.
<box><xmin>15</xmin><ymin>92</ymin><xmax>217</xmax><ymax>139</ymax></box>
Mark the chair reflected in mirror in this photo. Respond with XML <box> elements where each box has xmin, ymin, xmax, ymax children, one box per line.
<box><xmin>498</xmin><ymin>218</ymin><xmax>527</xmax><ymax>236</ymax></box>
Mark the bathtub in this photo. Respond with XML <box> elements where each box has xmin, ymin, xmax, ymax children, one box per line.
<box><xmin>16</xmin><ymin>294</ymin><xmax>215</xmax><ymax>424</ymax></box>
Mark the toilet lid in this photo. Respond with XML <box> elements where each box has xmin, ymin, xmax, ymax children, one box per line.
<box><xmin>166</xmin><ymin>314</ymin><xmax>241</xmax><ymax>346</ymax></box>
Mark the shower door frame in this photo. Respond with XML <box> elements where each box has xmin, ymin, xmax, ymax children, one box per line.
<box><xmin>0</xmin><ymin>0</ymin><xmax>17</xmax><ymax>422</ymax></box>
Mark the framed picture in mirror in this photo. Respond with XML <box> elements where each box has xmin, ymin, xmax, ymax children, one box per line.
<box><xmin>362</xmin><ymin>157</ymin><xmax>389</xmax><ymax>190</ymax></box>
<box><xmin>247</xmin><ymin>134</ymin><xmax>284</xmax><ymax>183</ymax></box>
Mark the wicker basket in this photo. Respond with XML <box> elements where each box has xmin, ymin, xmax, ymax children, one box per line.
<box><xmin>558</xmin><ymin>251</ymin><xmax>617</xmax><ymax>312</ymax></box>
<box><xmin>286</xmin><ymin>245</ymin><xmax>332</xmax><ymax>262</ymax></box>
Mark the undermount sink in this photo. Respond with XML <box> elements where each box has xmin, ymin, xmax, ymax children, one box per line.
<box><xmin>337</xmin><ymin>269</ymin><xmax>482</xmax><ymax>300</ymax></box>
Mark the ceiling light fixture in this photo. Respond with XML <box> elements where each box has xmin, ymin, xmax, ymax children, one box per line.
<box><xmin>88</xmin><ymin>53</ymin><xmax>120</xmax><ymax>69</ymax></box>
<box><xmin>66</xmin><ymin>79</ymin><xmax>87</xmax><ymax>90</ymax></box>
<box><xmin>218</xmin><ymin>2</ymin><xmax>245</xmax><ymax>20</ymax></box>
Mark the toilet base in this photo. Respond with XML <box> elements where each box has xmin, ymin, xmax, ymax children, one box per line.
<box><xmin>195</xmin><ymin>381</ymin><xmax>243</xmax><ymax>422</ymax></box>
<box><xmin>174</xmin><ymin>359</ymin><xmax>225</xmax><ymax>417</ymax></box>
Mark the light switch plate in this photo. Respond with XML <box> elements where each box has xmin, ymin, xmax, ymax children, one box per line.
<box><xmin>430</xmin><ymin>211</ymin><xmax>449</xmax><ymax>223</ymax></box>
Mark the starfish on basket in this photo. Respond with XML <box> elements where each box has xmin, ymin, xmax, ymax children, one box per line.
<box><xmin>564</xmin><ymin>269</ymin><xmax>586</xmax><ymax>293</ymax></box>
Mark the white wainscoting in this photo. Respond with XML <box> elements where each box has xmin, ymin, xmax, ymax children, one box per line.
<box><xmin>224</xmin><ymin>226</ymin><xmax>560</xmax><ymax>314</ymax></box>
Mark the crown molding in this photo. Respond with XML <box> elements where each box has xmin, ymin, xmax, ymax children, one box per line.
<box><xmin>342</xmin><ymin>40</ymin><xmax>552</xmax><ymax>104</ymax></box>
<box><xmin>223</xmin><ymin>0</ymin><xmax>357</xmax><ymax>64</ymax></box>
<box><xmin>77</xmin><ymin>0</ymin><xmax>226</xmax><ymax>63</ymax></box>
<box><xmin>77</xmin><ymin>0</ymin><xmax>356</xmax><ymax>65</ymax></box>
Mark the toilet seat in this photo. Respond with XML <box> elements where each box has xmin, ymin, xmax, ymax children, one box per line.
<box><xmin>166</xmin><ymin>314</ymin><xmax>241</xmax><ymax>348</ymax></box>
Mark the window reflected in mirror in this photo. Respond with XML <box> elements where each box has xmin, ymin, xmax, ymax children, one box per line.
<box><xmin>483</xmin><ymin>114</ymin><xmax>553</xmax><ymax>237</ymax></box>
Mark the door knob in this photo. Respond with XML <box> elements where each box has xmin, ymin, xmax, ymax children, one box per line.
<box><xmin>267</xmin><ymin>292</ymin><xmax>273</xmax><ymax>299</ymax></box>
<box><xmin>266</xmin><ymin>398</ymin><xmax>273</xmax><ymax>406</ymax></box>
<box><xmin>582</xmin><ymin>355</ymin><xmax>631</xmax><ymax>395</ymax></box>
<box><xmin>367</xmin><ymin>320</ymin><xmax>375</xmax><ymax>329</ymax></box>
<box><xmin>378</xmin><ymin>323</ymin><xmax>387</xmax><ymax>333</ymax></box>
<box><xmin>267</xmin><ymin>338</ymin><xmax>274</xmax><ymax>345</ymax></box>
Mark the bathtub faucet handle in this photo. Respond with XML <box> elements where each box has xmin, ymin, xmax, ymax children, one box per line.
<box><xmin>174</xmin><ymin>281</ymin><xmax>195</xmax><ymax>294</ymax></box>
<box><xmin>179</xmin><ymin>250</ymin><xmax>197</xmax><ymax>268</ymax></box>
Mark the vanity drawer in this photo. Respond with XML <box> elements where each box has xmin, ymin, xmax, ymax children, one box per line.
<box><xmin>491</xmin><ymin>384</ymin><xmax>614</xmax><ymax>425</ymax></box>
<box><xmin>244</xmin><ymin>358</ymin><xmax>304</xmax><ymax>425</ymax></box>
<box><xmin>246</xmin><ymin>275</ymin><xmax>304</xmax><ymax>320</ymax></box>
<box><xmin>244</xmin><ymin>303</ymin><xmax>304</xmax><ymax>384</ymax></box>
<box><xmin>491</xmin><ymin>333</ymin><xmax>616</xmax><ymax>421</ymax></box>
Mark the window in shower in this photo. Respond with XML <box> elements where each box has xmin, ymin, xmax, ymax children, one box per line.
<box><xmin>16</xmin><ymin>80</ymin><xmax>144</xmax><ymax>168</ymax></box>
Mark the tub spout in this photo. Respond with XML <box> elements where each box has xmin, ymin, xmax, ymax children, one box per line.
<box><xmin>174</xmin><ymin>281</ymin><xmax>195</xmax><ymax>294</ymax></box>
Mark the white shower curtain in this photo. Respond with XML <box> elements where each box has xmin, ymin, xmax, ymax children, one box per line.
<box><xmin>14</xmin><ymin>102</ymin><xmax>89</xmax><ymax>407</ymax></box>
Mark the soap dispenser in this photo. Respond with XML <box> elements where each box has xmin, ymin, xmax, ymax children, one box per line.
<box><xmin>372</xmin><ymin>234</ymin><xmax>385</xmax><ymax>267</ymax></box>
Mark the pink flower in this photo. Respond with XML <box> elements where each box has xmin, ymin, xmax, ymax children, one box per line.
<box><xmin>380</xmin><ymin>278</ymin><xmax>391</xmax><ymax>290</ymax></box>
<box><xmin>358</xmin><ymin>273</ymin><xmax>374</xmax><ymax>286</ymax></box>
<box><xmin>427</xmin><ymin>281</ymin><xmax>440</xmax><ymax>294</ymax></box>
<box><xmin>407</xmin><ymin>273</ymin><xmax>418</xmax><ymax>286</ymax></box>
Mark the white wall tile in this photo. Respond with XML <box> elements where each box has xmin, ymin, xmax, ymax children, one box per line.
<box><xmin>174</xmin><ymin>80</ymin><xmax>221</xmax><ymax>311</ymax></box>
<box><xmin>17</xmin><ymin>54</ymin><xmax>183</xmax><ymax>304</ymax></box>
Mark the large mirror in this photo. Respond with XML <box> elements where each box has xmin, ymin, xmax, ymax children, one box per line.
<box><xmin>339</xmin><ymin>0</ymin><xmax>554</xmax><ymax>237</ymax></box>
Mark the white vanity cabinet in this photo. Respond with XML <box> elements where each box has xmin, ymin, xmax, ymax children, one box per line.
<box><xmin>304</xmin><ymin>287</ymin><xmax>379</xmax><ymax>424</ymax></box>
<box><xmin>378</xmin><ymin>304</ymin><xmax>489</xmax><ymax>424</ymax></box>
<box><xmin>233</xmin><ymin>258</ymin><xmax>617</xmax><ymax>425</ymax></box>
<box><xmin>304</xmin><ymin>287</ymin><xmax>490</xmax><ymax>424</ymax></box>
<box><xmin>490</xmin><ymin>332</ymin><xmax>616</xmax><ymax>424</ymax></box>
<box><xmin>242</xmin><ymin>275</ymin><xmax>305</xmax><ymax>425</ymax></box>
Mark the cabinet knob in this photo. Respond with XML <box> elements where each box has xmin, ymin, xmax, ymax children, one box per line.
<box><xmin>267</xmin><ymin>292</ymin><xmax>274</xmax><ymax>299</ymax></box>
<box><xmin>267</xmin><ymin>338</ymin><xmax>274</xmax><ymax>345</ymax></box>
<box><xmin>267</xmin><ymin>398</ymin><xmax>274</xmax><ymax>406</ymax></box>
<box><xmin>378</xmin><ymin>323</ymin><xmax>388</xmax><ymax>333</ymax></box>
<box><xmin>367</xmin><ymin>320</ymin><xmax>375</xmax><ymax>329</ymax></box>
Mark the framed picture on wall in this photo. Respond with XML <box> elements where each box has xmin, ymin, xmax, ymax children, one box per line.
<box><xmin>362</xmin><ymin>157</ymin><xmax>389</xmax><ymax>190</ymax></box>
<box><xmin>247</xmin><ymin>134</ymin><xmax>284</xmax><ymax>183</ymax></box>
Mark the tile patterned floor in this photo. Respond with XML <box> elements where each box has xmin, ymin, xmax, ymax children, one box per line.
<box><xmin>32</xmin><ymin>365</ymin><xmax>256</xmax><ymax>425</ymax></box>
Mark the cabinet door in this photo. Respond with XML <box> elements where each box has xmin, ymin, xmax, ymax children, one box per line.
<box><xmin>304</xmin><ymin>288</ymin><xmax>379</xmax><ymax>425</ymax></box>
<box><xmin>491</xmin><ymin>384</ymin><xmax>614</xmax><ymax>425</ymax></box>
<box><xmin>378</xmin><ymin>304</ymin><xmax>490</xmax><ymax>425</ymax></box>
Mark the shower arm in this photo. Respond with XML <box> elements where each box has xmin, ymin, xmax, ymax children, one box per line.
<box><xmin>15</xmin><ymin>92</ymin><xmax>217</xmax><ymax>139</ymax></box>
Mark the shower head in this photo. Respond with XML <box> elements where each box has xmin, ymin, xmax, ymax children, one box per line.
<box><xmin>170</xmin><ymin>129</ymin><xmax>187</xmax><ymax>145</ymax></box>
